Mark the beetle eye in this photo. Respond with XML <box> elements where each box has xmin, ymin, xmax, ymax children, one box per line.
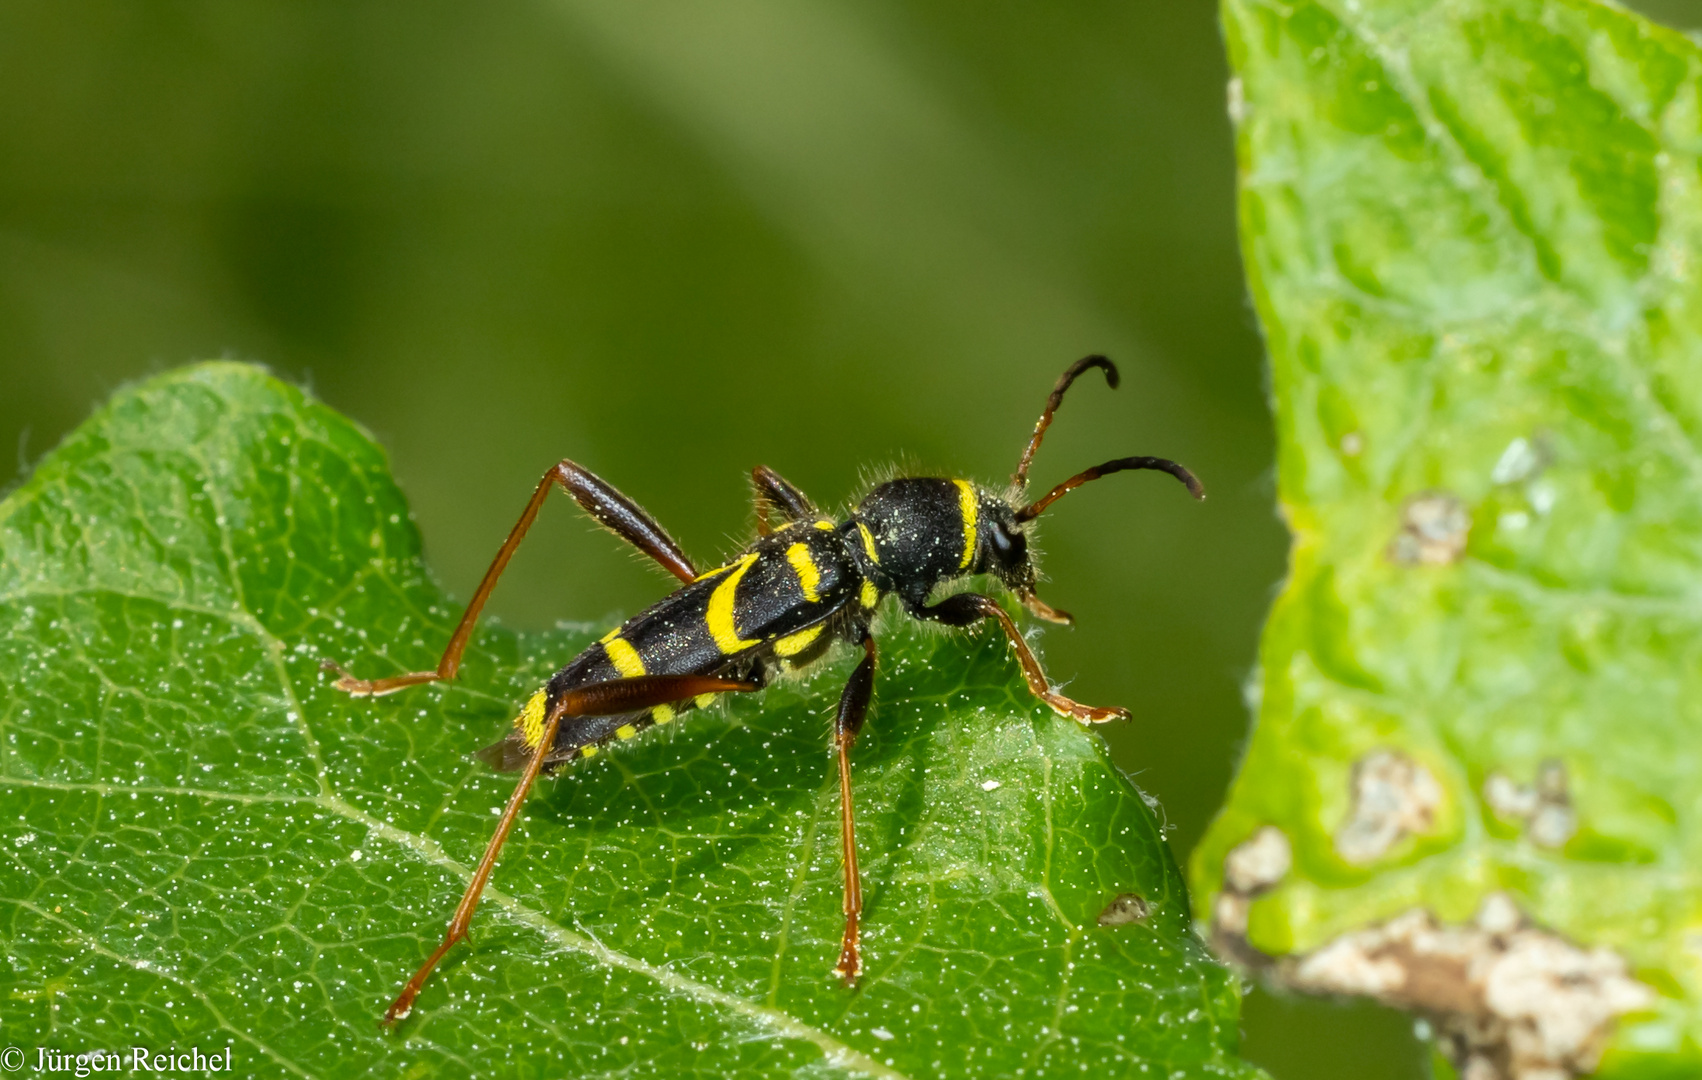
<box><xmin>987</xmin><ymin>522</ymin><xmax>1024</xmax><ymax>565</ymax></box>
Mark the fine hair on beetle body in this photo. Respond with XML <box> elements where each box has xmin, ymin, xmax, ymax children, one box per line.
<box><xmin>323</xmin><ymin>353</ymin><xmax>1205</xmax><ymax>1027</ymax></box>
<box><xmin>836</xmin><ymin>458</ymin><xmax>1048</xmax><ymax>620</ymax></box>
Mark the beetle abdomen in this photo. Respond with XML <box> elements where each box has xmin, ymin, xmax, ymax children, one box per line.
<box><xmin>479</xmin><ymin>519</ymin><xmax>867</xmax><ymax>771</ymax></box>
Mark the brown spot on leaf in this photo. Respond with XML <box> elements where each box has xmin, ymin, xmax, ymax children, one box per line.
<box><xmin>1097</xmin><ymin>893</ymin><xmax>1151</xmax><ymax>927</ymax></box>
<box><xmin>1280</xmin><ymin>897</ymin><xmax>1652</xmax><ymax>1080</ymax></box>
<box><xmin>1485</xmin><ymin>759</ymin><xmax>1576</xmax><ymax>849</ymax></box>
<box><xmin>1208</xmin><ymin>827</ymin><xmax>1291</xmax><ymax>968</ymax></box>
<box><xmin>1336</xmin><ymin>750</ymin><xmax>1444</xmax><ymax>864</ymax></box>
<box><xmin>1224</xmin><ymin>826</ymin><xmax>1292</xmax><ymax>894</ymax></box>
<box><xmin>1390</xmin><ymin>491</ymin><xmax>1471</xmax><ymax>565</ymax></box>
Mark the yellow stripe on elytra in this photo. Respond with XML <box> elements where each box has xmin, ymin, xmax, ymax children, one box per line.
<box><xmin>773</xmin><ymin>624</ymin><xmax>823</xmax><ymax>657</ymax></box>
<box><xmin>653</xmin><ymin>704</ymin><xmax>676</xmax><ymax>724</ymax></box>
<box><xmin>814</xmin><ymin>520</ymin><xmax>834</xmax><ymax>531</ymax></box>
<box><xmin>615</xmin><ymin>723</ymin><xmax>638</xmax><ymax>740</ymax></box>
<box><xmin>603</xmin><ymin>634</ymin><xmax>647</xmax><ymax>677</ymax></box>
<box><xmin>860</xmin><ymin>579</ymin><xmax>880</xmax><ymax>609</ymax></box>
<box><xmin>953</xmin><ymin>479</ymin><xmax>978</xmax><ymax>569</ymax></box>
<box><xmin>857</xmin><ymin>522</ymin><xmax>880</xmax><ymax>565</ymax></box>
<box><xmin>785</xmin><ymin>542</ymin><xmax>821</xmax><ymax>602</ymax></box>
<box><xmin>707</xmin><ymin>553</ymin><xmax>761</xmax><ymax>654</ymax></box>
<box><xmin>515</xmin><ymin>689</ymin><xmax>548</xmax><ymax>750</ymax></box>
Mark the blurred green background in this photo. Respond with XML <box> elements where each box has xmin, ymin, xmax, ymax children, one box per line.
<box><xmin>1</xmin><ymin>2</ymin><xmax>1692</xmax><ymax>1077</ymax></box>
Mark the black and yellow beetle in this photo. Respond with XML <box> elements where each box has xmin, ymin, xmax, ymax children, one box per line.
<box><xmin>326</xmin><ymin>355</ymin><xmax>1204</xmax><ymax>1024</ymax></box>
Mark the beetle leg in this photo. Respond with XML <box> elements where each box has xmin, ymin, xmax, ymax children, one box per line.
<box><xmin>382</xmin><ymin>698</ymin><xmax>562</xmax><ymax>1027</ymax></box>
<box><xmin>751</xmin><ymin>464</ymin><xmax>818</xmax><ymax>535</ymax></box>
<box><xmin>381</xmin><ymin>672</ymin><xmax>760</xmax><ymax>1026</ymax></box>
<box><xmin>916</xmin><ymin>593</ymin><xmax>1129</xmax><ymax>724</ymax></box>
<box><xmin>832</xmin><ymin>633</ymin><xmax>877</xmax><ymax>984</ymax></box>
<box><xmin>328</xmin><ymin>459</ymin><xmax>698</xmax><ymax>696</ymax></box>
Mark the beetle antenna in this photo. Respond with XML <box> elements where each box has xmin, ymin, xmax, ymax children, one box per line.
<box><xmin>1013</xmin><ymin>355</ymin><xmax>1119</xmax><ymax>488</ymax></box>
<box><xmin>1015</xmin><ymin>456</ymin><xmax>1204</xmax><ymax>522</ymax></box>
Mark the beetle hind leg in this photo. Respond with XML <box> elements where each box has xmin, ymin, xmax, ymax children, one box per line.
<box><xmin>831</xmin><ymin>633</ymin><xmax>877</xmax><ymax>984</ymax></box>
<box><xmin>382</xmin><ymin>672</ymin><xmax>762</xmax><ymax>1025</ymax></box>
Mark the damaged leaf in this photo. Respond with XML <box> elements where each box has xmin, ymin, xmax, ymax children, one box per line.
<box><xmin>1196</xmin><ymin>0</ymin><xmax>1702</xmax><ymax>1077</ymax></box>
<box><xmin>0</xmin><ymin>364</ymin><xmax>1263</xmax><ymax>1078</ymax></box>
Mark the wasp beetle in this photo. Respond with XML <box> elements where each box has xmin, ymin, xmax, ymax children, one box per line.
<box><xmin>326</xmin><ymin>355</ymin><xmax>1204</xmax><ymax>1024</ymax></box>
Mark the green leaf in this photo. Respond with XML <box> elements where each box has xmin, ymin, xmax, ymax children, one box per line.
<box><xmin>1</xmin><ymin>363</ymin><xmax>1261</xmax><ymax>1078</ymax></box>
<box><xmin>1195</xmin><ymin>0</ymin><xmax>1702</xmax><ymax>1076</ymax></box>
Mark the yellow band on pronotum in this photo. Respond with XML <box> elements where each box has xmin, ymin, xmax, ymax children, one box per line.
<box><xmin>953</xmin><ymin>478</ymin><xmax>978</xmax><ymax>569</ymax></box>
<box><xmin>857</xmin><ymin>522</ymin><xmax>880</xmax><ymax>565</ymax></box>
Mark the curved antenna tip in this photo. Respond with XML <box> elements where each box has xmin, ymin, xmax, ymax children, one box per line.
<box><xmin>1017</xmin><ymin>455</ymin><xmax>1205</xmax><ymax>521</ymax></box>
<box><xmin>1013</xmin><ymin>355</ymin><xmax>1123</xmax><ymax>487</ymax></box>
<box><xmin>1082</xmin><ymin>354</ymin><xmax>1119</xmax><ymax>390</ymax></box>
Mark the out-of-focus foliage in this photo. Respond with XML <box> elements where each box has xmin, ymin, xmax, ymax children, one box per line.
<box><xmin>1197</xmin><ymin>0</ymin><xmax>1702</xmax><ymax>1075</ymax></box>
<box><xmin>0</xmin><ymin>364</ymin><xmax>1266</xmax><ymax>1078</ymax></box>
<box><xmin>0</xmin><ymin>0</ymin><xmax>1277</xmax><ymax>879</ymax></box>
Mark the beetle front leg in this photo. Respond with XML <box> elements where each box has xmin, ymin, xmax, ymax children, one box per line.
<box><xmin>915</xmin><ymin>593</ymin><xmax>1129</xmax><ymax>724</ymax></box>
